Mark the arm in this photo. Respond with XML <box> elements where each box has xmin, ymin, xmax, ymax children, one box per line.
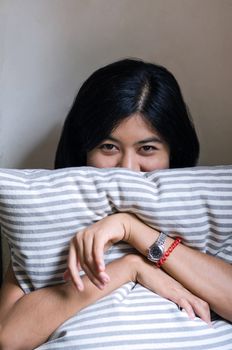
<box><xmin>66</xmin><ymin>213</ymin><xmax>232</xmax><ymax>321</ymax></box>
<box><xmin>0</xmin><ymin>254</ymin><xmax>210</xmax><ymax>350</ymax></box>
<box><xmin>0</xmin><ymin>255</ymin><xmax>136</xmax><ymax>350</ymax></box>
<box><xmin>0</xmin><ymin>257</ymin><xmax>129</xmax><ymax>350</ymax></box>
<box><xmin>125</xmin><ymin>214</ymin><xmax>232</xmax><ymax>321</ymax></box>
<box><xmin>0</xmin><ymin>264</ymin><xmax>24</xmax><ymax>324</ymax></box>
<box><xmin>133</xmin><ymin>255</ymin><xmax>210</xmax><ymax>324</ymax></box>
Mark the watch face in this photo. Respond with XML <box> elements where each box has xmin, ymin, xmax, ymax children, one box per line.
<box><xmin>149</xmin><ymin>245</ymin><xmax>164</xmax><ymax>261</ymax></box>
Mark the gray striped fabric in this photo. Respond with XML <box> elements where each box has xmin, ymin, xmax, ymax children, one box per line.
<box><xmin>0</xmin><ymin>165</ymin><xmax>232</xmax><ymax>349</ymax></box>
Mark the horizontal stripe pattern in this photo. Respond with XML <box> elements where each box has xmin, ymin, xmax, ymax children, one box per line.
<box><xmin>0</xmin><ymin>165</ymin><xmax>232</xmax><ymax>349</ymax></box>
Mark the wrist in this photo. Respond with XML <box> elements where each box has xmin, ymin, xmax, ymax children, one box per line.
<box><xmin>122</xmin><ymin>254</ymin><xmax>144</xmax><ymax>283</ymax></box>
<box><xmin>120</xmin><ymin>214</ymin><xmax>161</xmax><ymax>256</ymax></box>
<box><xmin>118</xmin><ymin>213</ymin><xmax>132</xmax><ymax>242</ymax></box>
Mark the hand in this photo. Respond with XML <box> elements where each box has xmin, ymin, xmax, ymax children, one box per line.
<box><xmin>128</xmin><ymin>254</ymin><xmax>211</xmax><ymax>325</ymax></box>
<box><xmin>64</xmin><ymin>213</ymin><xmax>131</xmax><ymax>290</ymax></box>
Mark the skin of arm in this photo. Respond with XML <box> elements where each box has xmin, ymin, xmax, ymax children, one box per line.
<box><xmin>67</xmin><ymin>213</ymin><xmax>232</xmax><ymax>322</ymax></box>
<box><xmin>0</xmin><ymin>254</ymin><xmax>210</xmax><ymax>350</ymax></box>
<box><xmin>0</xmin><ymin>264</ymin><xmax>24</xmax><ymax>324</ymax></box>
<box><xmin>0</xmin><ymin>256</ymin><xmax>133</xmax><ymax>350</ymax></box>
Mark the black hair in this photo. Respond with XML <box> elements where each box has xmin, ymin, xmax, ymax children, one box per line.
<box><xmin>55</xmin><ymin>58</ymin><xmax>199</xmax><ymax>169</ymax></box>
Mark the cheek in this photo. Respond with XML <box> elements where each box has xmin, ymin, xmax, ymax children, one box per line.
<box><xmin>87</xmin><ymin>152</ymin><xmax>117</xmax><ymax>168</ymax></box>
<box><xmin>141</xmin><ymin>154</ymin><xmax>170</xmax><ymax>172</ymax></box>
<box><xmin>86</xmin><ymin>152</ymin><xmax>102</xmax><ymax>167</ymax></box>
<box><xmin>158</xmin><ymin>154</ymin><xmax>170</xmax><ymax>169</ymax></box>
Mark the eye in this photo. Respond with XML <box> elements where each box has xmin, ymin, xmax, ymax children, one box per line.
<box><xmin>99</xmin><ymin>143</ymin><xmax>118</xmax><ymax>153</ymax></box>
<box><xmin>139</xmin><ymin>145</ymin><xmax>157</xmax><ymax>154</ymax></box>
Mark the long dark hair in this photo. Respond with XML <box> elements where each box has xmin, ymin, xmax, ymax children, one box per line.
<box><xmin>55</xmin><ymin>58</ymin><xmax>199</xmax><ymax>169</ymax></box>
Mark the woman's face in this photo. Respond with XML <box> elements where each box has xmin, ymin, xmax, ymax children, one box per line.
<box><xmin>87</xmin><ymin>114</ymin><xmax>170</xmax><ymax>172</ymax></box>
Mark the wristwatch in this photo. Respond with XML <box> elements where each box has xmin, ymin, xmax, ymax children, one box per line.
<box><xmin>147</xmin><ymin>232</ymin><xmax>167</xmax><ymax>262</ymax></box>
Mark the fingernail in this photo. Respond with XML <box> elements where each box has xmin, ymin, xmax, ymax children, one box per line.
<box><xmin>102</xmin><ymin>275</ymin><xmax>110</xmax><ymax>283</ymax></box>
<box><xmin>77</xmin><ymin>284</ymin><xmax>84</xmax><ymax>291</ymax></box>
<box><xmin>74</xmin><ymin>280</ymin><xmax>84</xmax><ymax>291</ymax></box>
<box><xmin>99</xmin><ymin>263</ymin><xmax>105</xmax><ymax>271</ymax></box>
<box><xmin>99</xmin><ymin>272</ymin><xmax>110</xmax><ymax>283</ymax></box>
<box><xmin>189</xmin><ymin>313</ymin><xmax>195</xmax><ymax>320</ymax></box>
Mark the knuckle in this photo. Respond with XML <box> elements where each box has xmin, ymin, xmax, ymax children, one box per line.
<box><xmin>76</xmin><ymin>233</ymin><xmax>83</xmax><ymax>244</ymax></box>
<box><xmin>192</xmin><ymin>299</ymin><xmax>200</xmax><ymax>308</ymax></box>
<box><xmin>201</xmin><ymin>300</ymin><xmax>209</xmax><ymax>310</ymax></box>
<box><xmin>177</xmin><ymin>297</ymin><xmax>186</xmax><ymax>305</ymax></box>
<box><xmin>193</xmin><ymin>298</ymin><xmax>208</xmax><ymax>310</ymax></box>
<box><xmin>85</xmin><ymin>254</ymin><xmax>93</xmax><ymax>264</ymax></box>
<box><xmin>67</xmin><ymin>262</ymin><xmax>75</xmax><ymax>272</ymax></box>
<box><xmin>76</xmin><ymin>229</ymin><xmax>84</xmax><ymax>238</ymax></box>
<box><xmin>81</xmin><ymin>261</ymin><xmax>91</xmax><ymax>273</ymax></box>
<box><xmin>81</xmin><ymin>265</ymin><xmax>89</xmax><ymax>276</ymax></box>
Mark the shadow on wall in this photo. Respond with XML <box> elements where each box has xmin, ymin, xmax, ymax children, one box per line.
<box><xmin>19</xmin><ymin>123</ymin><xmax>62</xmax><ymax>170</ymax></box>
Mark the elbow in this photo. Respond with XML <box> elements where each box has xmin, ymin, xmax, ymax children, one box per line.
<box><xmin>0</xmin><ymin>340</ymin><xmax>22</xmax><ymax>350</ymax></box>
<box><xmin>211</xmin><ymin>295</ymin><xmax>232</xmax><ymax>322</ymax></box>
<box><xmin>218</xmin><ymin>311</ymin><xmax>232</xmax><ymax>323</ymax></box>
<box><xmin>0</xmin><ymin>327</ymin><xmax>24</xmax><ymax>350</ymax></box>
<box><xmin>215</xmin><ymin>308</ymin><xmax>232</xmax><ymax>323</ymax></box>
<box><xmin>0</xmin><ymin>334</ymin><xmax>11</xmax><ymax>350</ymax></box>
<box><xmin>224</xmin><ymin>296</ymin><xmax>232</xmax><ymax>322</ymax></box>
<box><xmin>221</xmin><ymin>309</ymin><xmax>232</xmax><ymax>323</ymax></box>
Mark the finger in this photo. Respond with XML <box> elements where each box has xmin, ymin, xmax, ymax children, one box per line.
<box><xmin>93</xmin><ymin>234</ymin><xmax>106</xmax><ymax>273</ymax></box>
<box><xmin>63</xmin><ymin>269</ymin><xmax>70</xmax><ymax>281</ymax></box>
<box><xmin>75</xmin><ymin>233</ymin><xmax>102</xmax><ymax>287</ymax></box>
<box><xmin>67</xmin><ymin>238</ymin><xmax>84</xmax><ymax>291</ymax></box>
<box><xmin>99</xmin><ymin>271</ymin><xmax>110</xmax><ymax>284</ymax></box>
<box><xmin>177</xmin><ymin>298</ymin><xmax>195</xmax><ymax>320</ymax></box>
<box><xmin>82</xmin><ymin>230</ymin><xmax>98</xmax><ymax>276</ymax></box>
<box><xmin>81</xmin><ymin>235</ymin><xmax>109</xmax><ymax>288</ymax></box>
<box><xmin>75</xmin><ymin>235</ymin><xmax>85</xmax><ymax>273</ymax></box>
<box><xmin>193</xmin><ymin>300</ymin><xmax>211</xmax><ymax>326</ymax></box>
<box><xmin>77</xmin><ymin>260</ymin><xmax>81</xmax><ymax>271</ymax></box>
<box><xmin>81</xmin><ymin>261</ymin><xmax>108</xmax><ymax>290</ymax></box>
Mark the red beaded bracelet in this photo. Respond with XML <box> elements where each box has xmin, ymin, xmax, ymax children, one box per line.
<box><xmin>156</xmin><ymin>237</ymin><xmax>181</xmax><ymax>268</ymax></box>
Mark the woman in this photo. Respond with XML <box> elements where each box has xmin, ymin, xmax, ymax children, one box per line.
<box><xmin>55</xmin><ymin>58</ymin><xmax>231</xmax><ymax>321</ymax></box>
<box><xmin>0</xmin><ymin>59</ymin><xmax>231</xmax><ymax>349</ymax></box>
<box><xmin>55</xmin><ymin>58</ymin><xmax>199</xmax><ymax>169</ymax></box>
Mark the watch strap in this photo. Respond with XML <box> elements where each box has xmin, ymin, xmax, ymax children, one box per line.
<box><xmin>156</xmin><ymin>231</ymin><xmax>167</xmax><ymax>246</ymax></box>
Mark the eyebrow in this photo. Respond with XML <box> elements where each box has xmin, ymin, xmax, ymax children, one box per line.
<box><xmin>137</xmin><ymin>137</ymin><xmax>162</xmax><ymax>144</ymax></box>
<box><xmin>106</xmin><ymin>136</ymin><xmax>163</xmax><ymax>144</ymax></box>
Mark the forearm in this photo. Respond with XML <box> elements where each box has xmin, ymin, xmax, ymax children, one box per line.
<box><xmin>161</xmin><ymin>242</ymin><xmax>232</xmax><ymax>320</ymax></box>
<box><xmin>124</xmin><ymin>213</ymin><xmax>232</xmax><ymax>320</ymax></box>
<box><xmin>0</xmin><ymin>256</ymin><xmax>133</xmax><ymax>350</ymax></box>
<box><xmin>0</xmin><ymin>264</ymin><xmax>24</xmax><ymax>324</ymax></box>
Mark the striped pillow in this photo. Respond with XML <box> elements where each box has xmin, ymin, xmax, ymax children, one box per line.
<box><xmin>0</xmin><ymin>165</ymin><xmax>232</xmax><ymax>350</ymax></box>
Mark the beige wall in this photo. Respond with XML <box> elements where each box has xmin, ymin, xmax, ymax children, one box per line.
<box><xmin>1</xmin><ymin>0</ymin><xmax>232</xmax><ymax>272</ymax></box>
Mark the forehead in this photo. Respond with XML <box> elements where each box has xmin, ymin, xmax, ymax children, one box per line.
<box><xmin>111</xmin><ymin>113</ymin><xmax>158</xmax><ymax>137</ymax></box>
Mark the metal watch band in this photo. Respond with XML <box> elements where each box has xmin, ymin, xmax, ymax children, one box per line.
<box><xmin>156</xmin><ymin>231</ymin><xmax>167</xmax><ymax>246</ymax></box>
